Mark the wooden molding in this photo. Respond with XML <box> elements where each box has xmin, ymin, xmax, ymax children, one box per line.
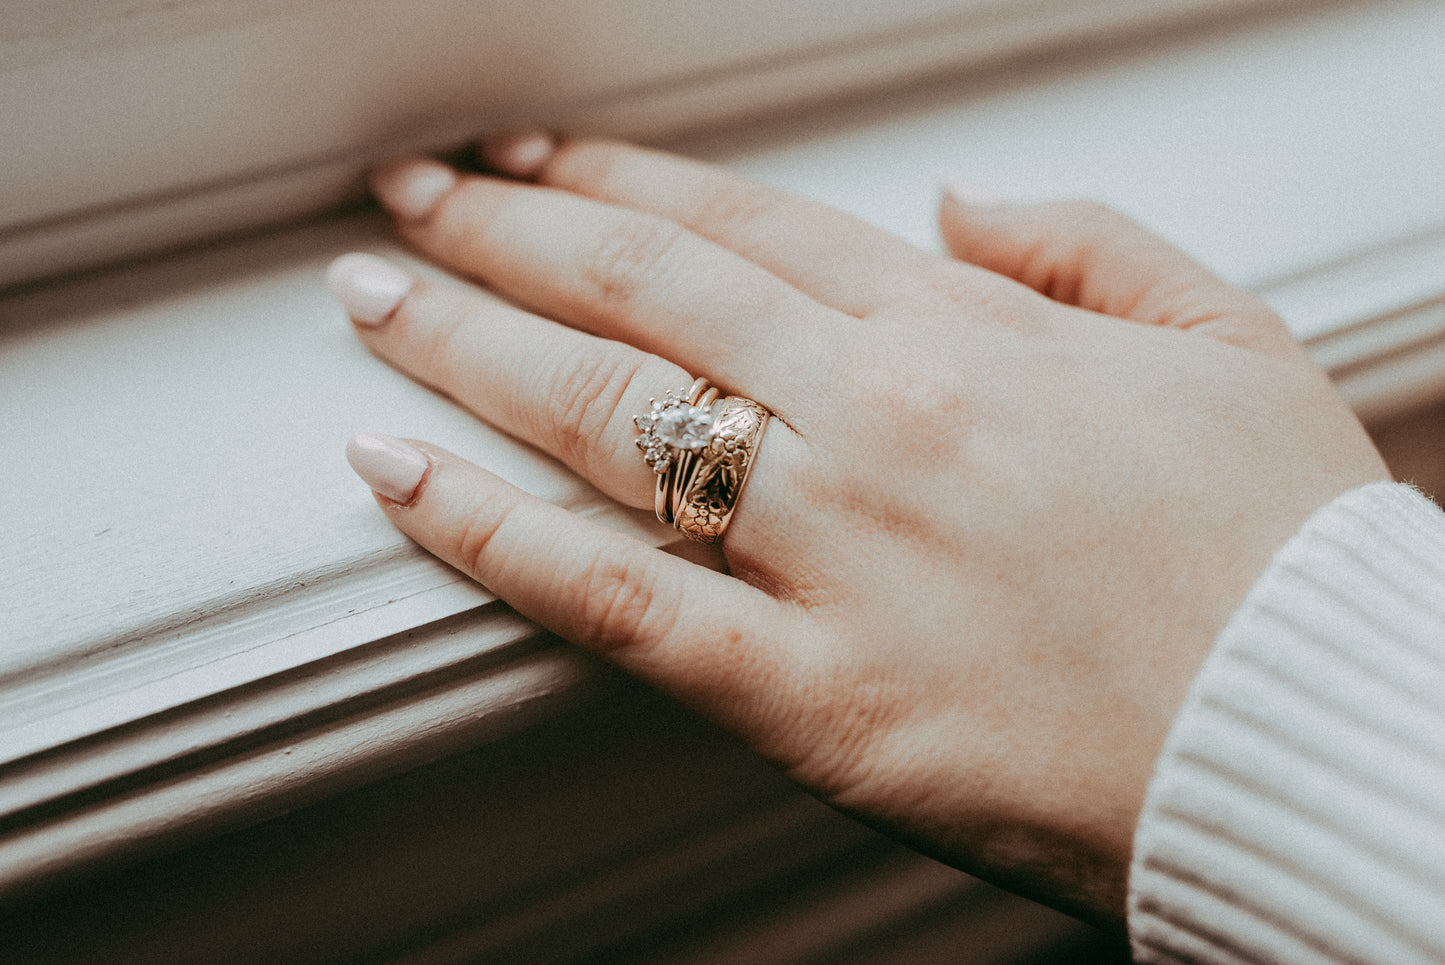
<box><xmin>0</xmin><ymin>0</ymin><xmax>1305</xmax><ymax>289</ymax></box>
<box><xmin>1265</xmin><ymin>225</ymin><xmax>1445</xmax><ymax>421</ymax></box>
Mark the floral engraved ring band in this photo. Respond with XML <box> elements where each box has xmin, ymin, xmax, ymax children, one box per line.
<box><xmin>635</xmin><ymin>377</ymin><xmax>770</xmax><ymax>544</ymax></box>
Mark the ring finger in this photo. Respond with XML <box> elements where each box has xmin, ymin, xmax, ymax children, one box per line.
<box><xmin>326</xmin><ymin>252</ymin><xmax>795</xmax><ymax>512</ymax></box>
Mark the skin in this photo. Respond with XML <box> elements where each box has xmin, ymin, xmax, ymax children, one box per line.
<box><xmin>336</xmin><ymin>135</ymin><xmax>1389</xmax><ymax>926</ymax></box>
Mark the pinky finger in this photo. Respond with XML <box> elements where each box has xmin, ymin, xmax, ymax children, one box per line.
<box><xmin>345</xmin><ymin>432</ymin><xmax>799</xmax><ymax>722</ymax></box>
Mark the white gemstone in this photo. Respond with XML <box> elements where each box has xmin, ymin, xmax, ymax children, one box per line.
<box><xmin>654</xmin><ymin>405</ymin><xmax>713</xmax><ymax>450</ymax></box>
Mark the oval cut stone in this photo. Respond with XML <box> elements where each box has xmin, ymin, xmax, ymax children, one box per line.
<box><xmin>655</xmin><ymin>405</ymin><xmax>713</xmax><ymax>450</ymax></box>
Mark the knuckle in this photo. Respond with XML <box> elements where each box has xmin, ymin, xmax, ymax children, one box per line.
<box><xmin>421</xmin><ymin>179</ymin><xmax>520</xmax><ymax>273</ymax></box>
<box><xmin>412</xmin><ymin>287</ymin><xmax>476</xmax><ymax>386</ymax></box>
<box><xmin>581</xmin><ymin>216</ymin><xmax>688</xmax><ymax>315</ymax></box>
<box><xmin>784</xmin><ymin>661</ymin><xmax>901</xmax><ymax>797</ymax></box>
<box><xmin>546</xmin><ymin>137</ymin><xmax>623</xmax><ymax>194</ymax></box>
<box><xmin>575</xmin><ymin>548</ymin><xmax>679</xmax><ymax>653</ymax></box>
<box><xmin>430</xmin><ymin>180</ymin><xmax>494</xmax><ymax>252</ymax></box>
<box><xmin>1020</xmin><ymin>239</ymin><xmax>1082</xmax><ymax>304</ymax></box>
<box><xmin>543</xmin><ymin>344</ymin><xmax>644</xmax><ymax>476</ymax></box>
<box><xmin>1045</xmin><ymin>202</ymin><xmax>1135</xmax><ymax>279</ymax></box>
<box><xmin>454</xmin><ymin>496</ymin><xmax>518</xmax><ymax>584</ymax></box>
<box><xmin>991</xmin><ymin>209</ymin><xmax>1095</xmax><ymax>305</ymax></box>
<box><xmin>899</xmin><ymin>259</ymin><xmax>989</xmax><ymax>307</ymax></box>
<box><xmin>689</xmin><ymin>176</ymin><xmax>780</xmax><ymax>238</ymax></box>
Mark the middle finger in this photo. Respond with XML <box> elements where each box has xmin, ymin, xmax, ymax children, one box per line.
<box><xmin>371</xmin><ymin>159</ymin><xmax>844</xmax><ymax>405</ymax></box>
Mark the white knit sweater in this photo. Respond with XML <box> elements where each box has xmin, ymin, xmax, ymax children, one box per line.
<box><xmin>1129</xmin><ymin>482</ymin><xmax>1445</xmax><ymax>965</ymax></box>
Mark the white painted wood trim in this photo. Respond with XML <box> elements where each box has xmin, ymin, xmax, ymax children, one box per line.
<box><xmin>0</xmin><ymin>611</ymin><xmax>592</xmax><ymax>903</ymax></box>
<box><xmin>0</xmin><ymin>0</ymin><xmax>1306</xmax><ymax>289</ymax></box>
<box><xmin>1264</xmin><ymin>226</ymin><xmax>1445</xmax><ymax>421</ymax></box>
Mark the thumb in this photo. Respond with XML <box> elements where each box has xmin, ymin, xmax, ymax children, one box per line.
<box><xmin>939</xmin><ymin>188</ymin><xmax>1303</xmax><ymax>359</ymax></box>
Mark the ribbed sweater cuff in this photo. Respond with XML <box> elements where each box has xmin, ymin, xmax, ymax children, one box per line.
<box><xmin>1128</xmin><ymin>482</ymin><xmax>1445</xmax><ymax>965</ymax></box>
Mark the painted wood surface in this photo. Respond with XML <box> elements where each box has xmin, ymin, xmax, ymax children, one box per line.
<box><xmin>0</xmin><ymin>0</ymin><xmax>1306</xmax><ymax>288</ymax></box>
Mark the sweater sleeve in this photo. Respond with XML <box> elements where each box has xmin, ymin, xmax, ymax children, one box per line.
<box><xmin>1128</xmin><ymin>482</ymin><xmax>1445</xmax><ymax>965</ymax></box>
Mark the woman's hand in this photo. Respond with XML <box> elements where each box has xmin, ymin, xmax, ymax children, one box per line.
<box><xmin>328</xmin><ymin>134</ymin><xmax>1388</xmax><ymax>924</ymax></box>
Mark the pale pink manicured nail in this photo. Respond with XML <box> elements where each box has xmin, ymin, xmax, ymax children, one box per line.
<box><xmin>347</xmin><ymin>433</ymin><xmax>429</xmax><ymax>503</ymax></box>
<box><xmin>944</xmin><ymin>179</ymin><xmax>1003</xmax><ymax>206</ymax></box>
<box><xmin>326</xmin><ymin>253</ymin><xmax>413</xmax><ymax>326</ymax></box>
<box><xmin>369</xmin><ymin>158</ymin><xmax>457</xmax><ymax>220</ymax></box>
<box><xmin>479</xmin><ymin>129</ymin><xmax>557</xmax><ymax>179</ymax></box>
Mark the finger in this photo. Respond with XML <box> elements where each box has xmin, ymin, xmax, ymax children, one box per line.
<box><xmin>368</xmin><ymin>158</ymin><xmax>843</xmax><ymax>397</ymax></box>
<box><xmin>481</xmin><ymin>131</ymin><xmax>942</xmax><ymax>318</ymax></box>
<box><xmin>938</xmin><ymin>189</ymin><xmax>1303</xmax><ymax>358</ymax></box>
<box><xmin>327</xmin><ymin>252</ymin><xmax>687</xmax><ymax>508</ymax></box>
<box><xmin>344</xmin><ymin>433</ymin><xmax>805</xmax><ymax>728</ymax></box>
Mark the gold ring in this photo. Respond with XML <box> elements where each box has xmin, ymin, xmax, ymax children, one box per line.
<box><xmin>634</xmin><ymin>379</ymin><xmax>770</xmax><ymax>543</ymax></box>
<box><xmin>636</xmin><ymin>377</ymin><xmax>716</xmax><ymax>524</ymax></box>
<box><xmin>671</xmin><ymin>396</ymin><xmax>769</xmax><ymax>543</ymax></box>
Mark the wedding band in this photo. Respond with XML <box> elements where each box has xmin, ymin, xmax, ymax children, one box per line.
<box><xmin>634</xmin><ymin>379</ymin><xmax>770</xmax><ymax>543</ymax></box>
<box><xmin>671</xmin><ymin>396</ymin><xmax>769</xmax><ymax>543</ymax></box>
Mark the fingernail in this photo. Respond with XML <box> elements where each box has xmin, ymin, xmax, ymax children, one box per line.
<box><xmin>326</xmin><ymin>253</ymin><xmax>413</xmax><ymax>326</ymax></box>
<box><xmin>347</xmin><ymin>432</ymin><xmax>429</xmax><ymax>503</ymax></box>
<box><xmin>370</xmin><ymin>158</ymin><xmax>457</xmax><ymax>220</ymax></box>
<box><xmin>944</xmin><ymin>179</ymin><xmax>1003</xmax><ymax>206</ymax></box>
<box><xmin>478</xmin><ymin>129</ymin><xmax>557</xmax><ymax>179</ymax></box>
